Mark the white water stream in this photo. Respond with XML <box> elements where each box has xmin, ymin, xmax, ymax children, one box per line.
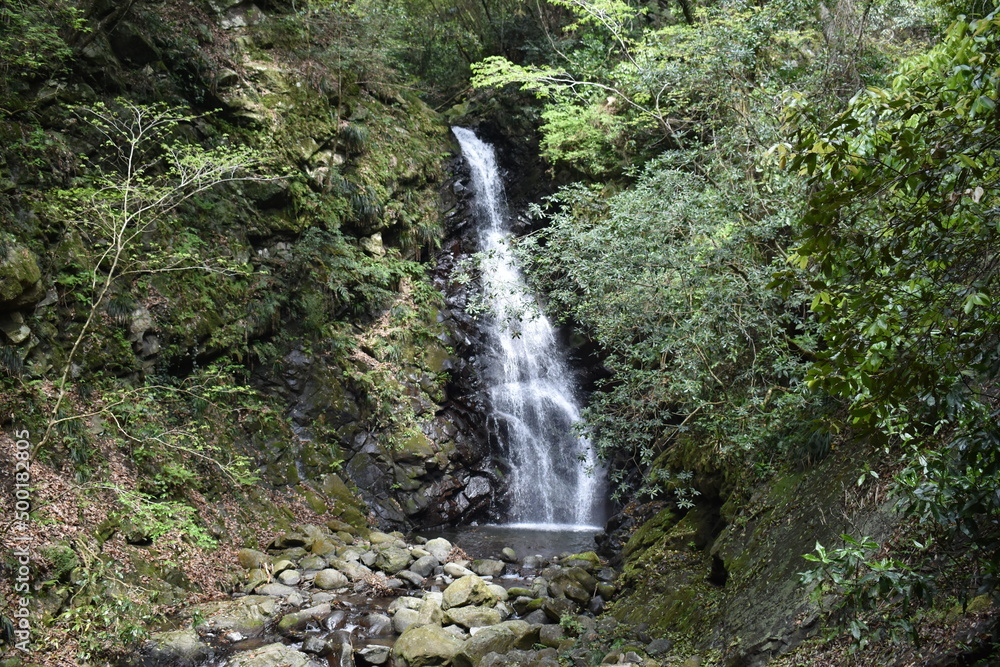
<box><xmin>453</xmin><ymin>127</ymin><xmax>605</xmax><ymax>530</ymax></box>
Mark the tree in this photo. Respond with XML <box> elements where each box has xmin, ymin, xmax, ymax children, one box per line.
<box><xmin>39</xmin><ymin>99</ymin><xmax>271</xmax><ymax>453</ymax></box>
<box><xmin>782</xmin><ymin>8</ymin><xmax>1000</xmax><ymax>624</ymax></box>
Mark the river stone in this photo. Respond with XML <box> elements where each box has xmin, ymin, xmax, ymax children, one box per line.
<box><xmin>391</xmin><ymin>607</ymin><xmax>421</xmax><ymax>634</ymax></box>
<box><xmin>357</xmin><ymin>644</ymin><xmax>391</xmax><ymax>665</ymax></box>
<box><xmin>278</xmin><ymin>569</ymin><xmax>302</xmax><ymax>586</ymax></box>
<box><xmin>195</xmin><ymin>595</ymin><xmax>279</xmax><ymax>636</ymax></box>
<box><xmin>541</xmin><ymin>597</ymin><xmax>576</xmax><ymax>622</ymax></box>
<box><xmin>445</xmin><ymin>604</ymin><xmax>502</xmax><ymax>628</ymax></box>
<box><xmin>337</xmin><ymin>545</ymin><xmax>364</xmax><ymax>561</ymax></box>
<box><xmin>227</xmin><ymin>642</ymin><xmax>324</xmax><ymax>667</ymax></box>
<box><xmin>471</xmin><ymin>559</ymin><xmax>505</xmax><ymax>577</ymax></box>
<box><xmin>453</xmin><ymin>620</ymin><xmax>539</xmax><ymax>667</ymax></box>
<box><xmin>256</xmin><ymin>583</ymin><xmax>298</xmax><ymax>598</ymax></box>
<box><xmin>277</xmin><ymin>603</ymin><xmax>332</xmax><ymax>636</ymax></box>
<box><xmin>363</xmin><ymin>612</ymin><xmax>393</xmax><ymax>635</ymax></box>
<box><xmin>375</xmin><ymin>546</ymin><xmax>412</xmax><ymax>574</ymax></box>
<box><xmin>244</xmin><ymin>568</ymin><xmax>270</xmax><ymax>593</ymax></box>
<box><xmin>142</xmin><ymin>628</ymin><xmax>213</xmax><ymax>666</ymax></box>
<box><xmin>487</xmin><ymin>584</ymin><xmax>509</xmax><ymax>602</ymax></box>
<box><xmin>301</xmin><ymin>635</ymin><xmax>332</xmax><ymax>656</ymax></box>
<box><xmin>299</xmin><ymin>555</ymin><xmax>327</xmax><ymax>571</ymax></box>
<box><xmin>398</xmin><ymin>570</ymin><xmax>425</xmax><ymax>587</ymax></box>
<box><xmin>393</xmin><ymin>624</ymin><xmax>465</xmax><ymax>667</ymax></box>
<box><xmin>389</xmin><ymin>596</ymin><xmax>423</xmax><ymax>613</ymax></box>
<box><xmin>409</xmin><ymin>554</ymin><xmax>439</xmax><ymax>577</ymax></box>
<box><xmin>443</xmin><ymin>574</ymin><xmax>497</xmax><ymax>610</ymax></box>
<box><xmin>444</xmin><ymin>562</ymin><xmax>475</xmax><ymax>578</ymax></box>
<box><xmin>368</xmin><ymin>531</ymin><xmax>395</xmax><ymax>545</ymax></box>
<box><xmin>331</xmin><ymin>558</ymin><xmax>372</xmax><ymax>581</ymax></box>
<box><xmin>538</xmin><ymin>624</ymin><xmax>565</xmax><ymax>648</ymax></box>
<box><xmin>314</xmin><ymin>568</ymin><xmax>349</xmax><ymax>590</ymax></box>
<box><xmin>424</xmin><ymin>537</ymin><xmax>453</xmax><ymax>562</ymax></box>
<box><xmin>418</xmin><ymin>595</ymin><xmax>444</xmax><ymax>626</ymax></box>
<box><xmin>238</xmin><ymin>548</ymin><xmax>269</xmax><ymax>570</ymax></box>
<box><xmin>310</xmin><ymin>538</ymin><xmax>338</xmax><ymax>557</ymax></box>
<box><xmin>272</xmin><ymin>559</ymin><xmax>295</xmax><ymax>574</ymax></box>
<box><xmin>563</xmin><ymin>551</ymin><xmax>601</xmax><ymax>571</ymax></box>
<box><xmin>501</xmin><ymin>547</ymin><xmax>517</xmax><ymax>563</ymax></box>
<box><xmin>361</xmin><ymin>550</ymin><xmax>378</xmax><ymax>567</ymax></box>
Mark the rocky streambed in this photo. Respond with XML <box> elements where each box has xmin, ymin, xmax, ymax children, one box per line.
<box><xmin>137</xmin><ymin>521</ymin><xmax>629</xmax><ymax>667</ymax></box>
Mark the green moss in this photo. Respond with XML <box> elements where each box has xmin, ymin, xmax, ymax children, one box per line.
<box><xmin>622</xmin><ymin>507</ymin><xmax>679</xmax><ymax>559</ymax></box>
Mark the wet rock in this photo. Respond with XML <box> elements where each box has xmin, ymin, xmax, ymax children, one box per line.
<box><xmin>500</xmin><ymin>547</ymin><xmax>517</xmax><ymax>563</ymax></box>
<box><xmin>388</xmin><ymin>596</ymin><xmax>424</xmax><ymax>613</ymax></box>
<box><xmin>226</xmin><ymin>642</ymin><xmax>324</xmax><ymax>667</ymax></box>
<box><xmin>362</xmin><ymin>612</ymin><xmax>392</xmax><ymax>635</ymax></box>
<box><xmin>301</xmin><ymin>635</ymin><xmax>332</xmax><ymax>656</ymax></box>
<box><xmin>357</xmin><ymin>644</ymin><xmax>392</xmax><ymax>665</ymax></box>
<box><xmin>277</xmin><ymin>603</ymin><xmax>332</xmax><ymax>637</ymax></box>
<box><xmin>393</xmin><ymin>624</ymin><xmax>465</xmax><ymax>667</ymax></box>
<box><xmin>314</xmin><ymin>569</ymin><xmax>349</xmax><ymax>590</ymax></box>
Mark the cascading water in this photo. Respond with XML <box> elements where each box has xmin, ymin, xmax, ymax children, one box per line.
<box><xmin>453</xmin><ymin>127</ymin><xmax>605</xmax><ymax>529</ymax></box>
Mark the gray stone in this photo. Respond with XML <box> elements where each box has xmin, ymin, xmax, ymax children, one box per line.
<box><xmin>500</xmin><ymin>547</ymin><xmax>517</xmax><ymax>563</ymax></box>
<box><xmin>444</xmin><ymin>562</ymin><xmax>475</xmax><ymax>578</ymax></box>
<box><xmin>277</xmin><ymin>569</ymin><xmax>301</xmax><ymax>586</ymax></box>
<box><xmin>277</xmin><ymin>603</ymin><xmax>332</xmax><ymax>636</ymax></box>
<box><xmin>453</xmin><ymin>621</ymin><xmax>539</xmax><ymax>667</ymax></box>
<box><xmin>424</xmin><ymin>537</ymin><xmax>453</xmax><ymax>562</ymax></box>
<box><xmin>538</xmin><ymin>624</ymin><xmax>564</xmax><ymax>648</ymax></box>
<box><xmin>314</xmin><ymin>569</ymin><xmax>349</xmax><ymax>590</ymax></box>
<box><xmin>388</xmin><ymin>596</ymin><xmax>423</xmax><ymax>613</ymax></box>
<box><xmin>393</xmin><ymin>624</ymin><xmax>465</xmax><ymax>667</ymax></box>
<box><xmin>256</xmin><ymin>583</ymin><xmax>298</xmax><ymax>597</ymax></box>
<box><xmin>471</xmin><ymin>559</ymin><xmax>505</xmax><ymax>577</ymax></box>
<box><xmin>226</xmin><ymin>643</ymin><xmax>324</xmax><ymax>667</ymax></box>
<box><xmin>391</xmin><ymin>607</ymin><xmax>420</xmax><ymax>634</ymax></box>
<box><xmin>443</xmin><ymin>574</ymin><xmax>498</xmax><ymax>610</ymax></box>
<box><xmin>300</xmin><ymin>635</ymin><xmax>332</xmax><ymax>656</ymax></box>
<box><xmin>357</xmin><ymin>644</ymin><xmax>391</xmax><ymax>664</ymax></box>
<box><xmin>375</xmin><ymin>546</ymin><xmax>412</xmax><ymax>574</ymax></box>
<box><xmin>194</xmin><ymin>596</ymin><xmax>279</xmax><ymax>636</ymax></box>
<box><xmin>143</xmin><ymin>629</ymin><xmax>212</xmax><ymax>666</ymax></box>
<box><xmin>238</xmin><ymin>548</ymin><xmax>269</xmax><ymax>570</ymax></box>
<box><xmin>445</xmin><ymin>605</ymin><xmax>502</xmax><ymax>629</ymax></box>
<box><xmin>647</xmin><ymin>638</ymin><xmax>673</xmax><ymax>655</ymax></box>
<box><xmin>409</xmin><ymin>554</ymin><xmax>439</xmax><ymax>577</ymax></box>
<box><xmin>299</xmin><ymin>555</ymin><xmax>327</xmax><ymax>571</ymax></box>
<box><xmin>397</xmin><ymin>569</ymin><xmax>425</xmax><ymax>587</ymax></box>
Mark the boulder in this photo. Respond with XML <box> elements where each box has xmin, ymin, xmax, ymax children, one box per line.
<box><xmin>375</xmin><ymin>546</ymin><xmax>412</xmax><ymax>574</ymax></box>
<box><xmin>237</xmin><ymin>548</ymin><xmax>269</xmax><ymax>570</ymax></box>
<box><xmin>277</xmin><ymin>603</ymin><xmax>332</xmax><ymax>637</ymax></box>
<box><xmin>453</xmin><ymin>621</ymin><xmax>539</xmax><ymax>667</ymax></box>
<box><xmin>357</xmin><ymin>644</ymin><xmax>392</xmax><ymax>665</ymax></box>
<box><xmin>444</xmin><ymin>605</ymin><xmax>502</xmax><ymax>629</ymax></box>
<box><xmin>255</xmin><ymin>583</ymin><xmax>298</xmax><ymax>597</ymax></box>
<box><xmin>471</xmin><ymin>559</ymin><xmax>505</xmax><ymax>577</ymax></box>
<box><xmin>194</xmin><ymin>595</ymin><xmax>279</xmax><ymax>637</ymax></box>
<box><xmin>314</xmin><ymin>568</ymin><xmax>349</xmax><ymax>590</ymax></box>
<box><xmin>443</xmin><ymin>562</ymin><xmax>475</xmax><ymax>578</ymax></box>
<box><xmin>392</xmin><ymin>607</ymin><xmax>421</xmax><ymax>634</ymax></box>
<box><xmin>141</xmin><ymin>629</ymin><xmax>212</xmax><ymax>666</ymax></box>
<box><xmin>442</xmin><ymin>575</ymin><xmax>498</xmax><ymax>610</ymax></box>
<box><xmin>393</xmin><ymin>624</ymin><xmax>465</xmax><ymax>667</ymax></box>
<box><xmin>424</xmin><ymin>537</ymin><xmax>453</xmax><ymax>563</ymax></box>
<box><xmin>226</xmin><ymin>643</ymin><xmax>324</xmax><ymax>667</ymax></box>
<box><xmin>277</xmin><ymin>570</ymin><xmax>301</xmax><ymax>586</ymax></box>
<box><xmin>409</xmin><ymin>554</ymin><xmax>439</xmax><ymax>577</ymax></box>
<box><xmin>0</xmin><ymin>245</ymin><xmax>43</xmax><ymax>311</ymax></box>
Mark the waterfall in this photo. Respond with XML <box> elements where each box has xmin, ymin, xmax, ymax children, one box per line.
<box><xmin>453</xmin><ymin>127</ymin><xmax>605</xmax><ymax>529</ymax></box>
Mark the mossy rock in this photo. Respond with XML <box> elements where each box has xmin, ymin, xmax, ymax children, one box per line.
<box><xmin>0</xmin><ymin>244</ymin><xmax>42</xmax><ymax>309</ymax></box>
<box><xmin>623</xmin><ymin>507</ymin><xmax>679</xmax><ymax>559</ymax></box>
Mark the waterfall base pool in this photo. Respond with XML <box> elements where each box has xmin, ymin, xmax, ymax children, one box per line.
<box><xmin>429</xmin><ymin>523</ymin><xmax>603</xmax><ymax>561</ymax></box>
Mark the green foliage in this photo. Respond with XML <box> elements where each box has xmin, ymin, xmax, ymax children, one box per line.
<box><xmin>802</xmin><ymin>535</ymin><xmax>933</xmax><ymax>648</ymax></box>
<box><xmin>518</xmin><ymin>158</ymin><xmax>810</xmax><ymax>496</ymax></box>
<box><xmin>0</xmin><ymin>0</ymin><xmax>85</xmax><ymax>95</ymax></box>
<box><xmin>785</xmin><ymin>7</ymin><xmax>1000</xmax><ymax>638</ymax></box>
